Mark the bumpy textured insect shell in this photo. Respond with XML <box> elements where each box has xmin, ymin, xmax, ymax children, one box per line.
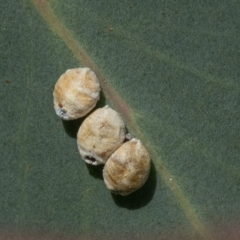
<box><xmin>103</xmin><ymin>138</ymin><xmax>151</xmax><ymax>196</ymax></box>
<box><xmin>77</xmin><ymin>106</ymin><xmax>126</xmax><ymax>165</ymax></box>
<box><xmin>53</xmin><ymin>67</ymin><xmax>100</xmax><ymax>120</ymax></box>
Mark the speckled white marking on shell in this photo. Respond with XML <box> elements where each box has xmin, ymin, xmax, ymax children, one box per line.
<box><xmin>77</xmin><ymin>106</ymin><xmax>126</xmax><ymax>165</ymax></box>
<box><xmin>53</xmin><ymin>67</ymin><xmax>100</xmax><ymax>120</ymax></box>
<box><xmin>103</xmin><ymin>138</ymin><xmax>151</xmax><ymax>196</ymax></box>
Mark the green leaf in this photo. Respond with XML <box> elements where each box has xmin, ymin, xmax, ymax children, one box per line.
<box><xmin>1</xmin><ymin>0</ymin><xmax>239</xmax><ymax>239</ymax></box>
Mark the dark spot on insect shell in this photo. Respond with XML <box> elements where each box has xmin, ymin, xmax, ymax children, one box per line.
<box><xmin>85</xmin><ymin>155</ymin><xmax>97</xmax><ymax>163</ymax></box>
<box><xmin>99</xmin><ymin>151</ymin><xmax>107</xmax><ymax>158</ymax></box>
<box><xmin>111</xmin><ymin>189</ymin><xmax>122</xmax><ymax>195</ymax></box>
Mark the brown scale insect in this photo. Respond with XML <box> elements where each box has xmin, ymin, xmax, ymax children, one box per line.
<box><xmin>103</xmin><ymin>138</ymin><xmax>151</xmax><ymax>196</ymax></box>
<box><xmin>53</xmin><ymin>67</ymin><xmax>100</xmax><ymax>120</ymax></box>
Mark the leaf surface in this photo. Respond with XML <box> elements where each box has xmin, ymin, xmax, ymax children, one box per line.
<box><xmin>0</xmin><ymin>1</ymin><xmax>240</xmax><ymax>239</ymax></box>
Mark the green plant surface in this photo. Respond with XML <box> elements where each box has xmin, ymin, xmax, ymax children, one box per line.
<box><xmin>0</xmin><ymin>0</ymin><xmax>240</xmax><ymax>239</ymax></box>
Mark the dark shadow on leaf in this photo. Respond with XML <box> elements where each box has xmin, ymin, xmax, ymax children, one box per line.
<box><xmin>86</xmin><ymin>163</ymin><xmax>104</xmax><ymax>180</ymax></box>
<box><xmin>111</xmin><ymin>161</ymin><xmax>157</xmax><ymax>209</ymax></box>
<box><xmin>95</xmin><ymin>90</ymin><xmax>107</xmax><ymax>109</ymax></box>
<box><xmin>61</xmin><ymin>118</ymin><xmax>84</xmax><ymax>139</ymax></box>
<box><xmin>61</xmin><ymin>90</ymin><xmax>106</xmax><ymax>138</ymax></box>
